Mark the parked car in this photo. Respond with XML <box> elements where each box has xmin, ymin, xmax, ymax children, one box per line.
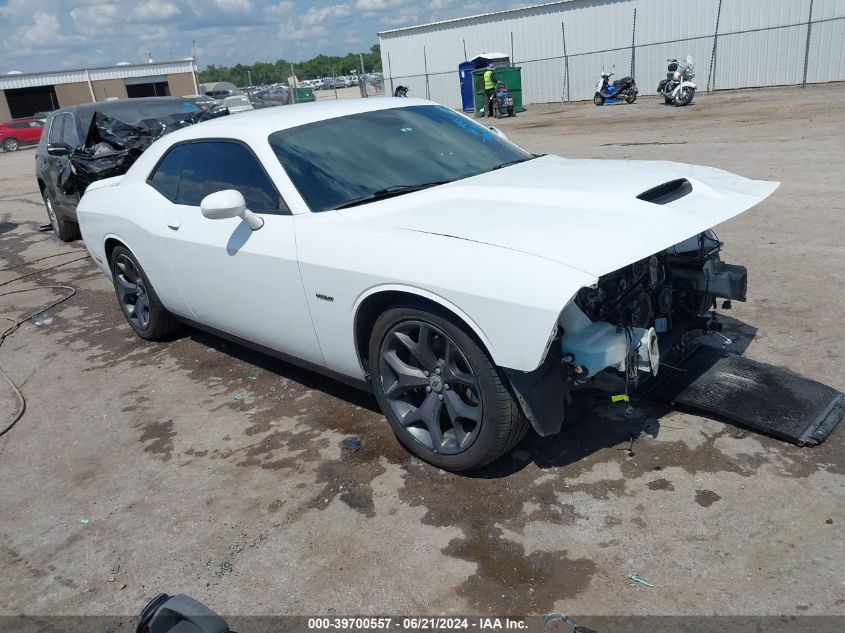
<box><xmin>183</xmin><ymin>94</ymin><xmax>218</xmax><ymax>112</ymax></box>
<box><xmin>75</xmin><ymin>99</ymin><xmax>777</xmax><ymax>471</ymax></box>
<box><xmin>221</xmin><ymin>94</ymin><xmax>254</xmax><ymax>114</ymax></box>
<box><xmin>0</xmin><ymin>117</ymin><xmax>45</xmax><ymax>152</ymax></box>
<box><xmin>36</xmin><ymin>97</ymin><xmax>202</xmax><ymax>241</ymax></box>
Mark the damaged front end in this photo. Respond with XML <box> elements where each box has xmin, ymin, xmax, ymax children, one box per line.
<box><xmin>506</xmin><ymin>230</ymin><xmax>748</xmax><ymax>437</ymax></box>
<box><xmin>560</xmin><ymin>229</ymin><xmax>745</xmax><ymax>392</ymax></box>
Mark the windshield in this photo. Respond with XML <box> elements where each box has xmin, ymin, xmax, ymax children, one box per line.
<box><xmin>268</xmin><ymin>104</ymin><xmax>532</xmax><ymax>212</ymax></box>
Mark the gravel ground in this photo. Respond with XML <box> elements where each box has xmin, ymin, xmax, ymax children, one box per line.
<box><xmin>0</xmin><ymin>84</ymin><xmax>843</xmax><ymax>620</ymax></box>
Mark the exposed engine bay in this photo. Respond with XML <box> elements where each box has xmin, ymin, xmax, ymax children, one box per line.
<box><xmin>559</xmin><ymin>230</ymin><xmax>748</xmax><ymax>393</ymax></box>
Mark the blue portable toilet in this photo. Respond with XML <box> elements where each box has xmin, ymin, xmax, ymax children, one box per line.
<box><xmin>458</xmin><ymin>61</ymin><xmax>475</xmax><ymax>112</ymax></box>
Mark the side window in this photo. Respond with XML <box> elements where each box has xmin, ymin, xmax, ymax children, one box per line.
<box><xmin>48</xmin><ymin>115</ymin><xmax>64</xmax><ymax>144</ymax></box>
<box><xmin>61</xmin><ymin>115</ymin><xmax>79</xmax><ymax>148</ymax></box>
<box><xmin>148</xmin><ymin>144</ymin><xmax>190</xmax><ymax>201</ymax></box>
<box><xmin>178</xmin><ymin>141</ymin><xmax>284</xmax><ymax>213</ymax></box>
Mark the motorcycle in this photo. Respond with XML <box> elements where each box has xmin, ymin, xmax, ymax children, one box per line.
<box><xmin>489</xmin><ymin>81</ymin><xmax>516</xmax><ymax>118</ymax></box>
<box><xmin>593</xmin><ymin>71</ymin><xmax>638</xmax><ymax>106</ymax></box>
<box><xmin>393</xmin><ymin>85</ymin><xmax>409</xmax><ymax>97</ymax></box>
<box><xmin>657</xmin><ymin>56</ymin><xmax>696</xmax><ymax>106</ymax></box>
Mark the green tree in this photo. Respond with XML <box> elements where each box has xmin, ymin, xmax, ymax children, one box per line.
<box><xmin>198</xmin><ymin>45</ymin><xmax>383</xmax><ymax>86</ymax></box>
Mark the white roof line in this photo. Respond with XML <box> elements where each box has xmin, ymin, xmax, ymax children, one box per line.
<box><xmin>378</xmin><ymin>0</ymin><xmax>577</xmax><ymax>37</ymax></box>
<box><xmin>2</xmin><ymin>59</ymin><xmax>194</xmax><ymax>81</ymax></box>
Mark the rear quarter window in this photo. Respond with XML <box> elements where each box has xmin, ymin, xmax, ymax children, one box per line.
<box><xmin>148</xmin><ymin>144</ymin><xmax>190</xmax><ymax>201</ymax></box>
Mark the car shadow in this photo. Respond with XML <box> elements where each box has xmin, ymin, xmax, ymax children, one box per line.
<box><xmin>186</xmin><ymin>328</ymin><xmax>381</xmax><ymax>412</ymax></box>
<box><xmin>181</xmin><ymin>316</ymin><xmax>758</xmax><ymax>478</ymax></box>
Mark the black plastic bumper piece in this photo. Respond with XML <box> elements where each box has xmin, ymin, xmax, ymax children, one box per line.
<box><xmin>504</xmin><ymin>352</ymin><xmax>566</xmax><ymax>437</ymax></box>
<box><xmin>653</xmin><ymin>346</ymin><xmax>844</xmax><ymax>446</ymax></box>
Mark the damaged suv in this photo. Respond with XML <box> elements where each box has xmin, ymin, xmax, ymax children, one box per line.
<box><xmin>35</xmin><ymin>97</ymin><xmax>205</xmax><ymax>241</ymax></box>
<box><xmin>75</xmin><ymin>99</ymin><xmax>778</xmax><ymax>471</ymax></box>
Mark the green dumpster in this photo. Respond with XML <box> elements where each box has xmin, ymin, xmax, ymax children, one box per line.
<box><xmin>293</xmin><ymin>87</ymin><xmax>315</xmax><ymax>103</ymax></box>
<box><xmin>471</xmin><ymin>66</ymin><xmax>523</xmax><ymax>117</ymax></box>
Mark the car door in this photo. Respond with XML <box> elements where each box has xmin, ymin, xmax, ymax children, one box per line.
<box><xmin>151</xmin><ymin>140</ymin><xmax>325</xmax><ymax>367</ymax></box>
<box><xmin>22</xmin><ymin>120</ymin><xmax>45</xmax><ymax>144</ymax></box>
<box><xmin>43</xmin><ymin>112</ymin><xmax>81</xmax><ymax>214</ymax></box>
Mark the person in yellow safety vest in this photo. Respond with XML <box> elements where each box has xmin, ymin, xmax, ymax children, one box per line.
<box><xmin>483</xmin><ymin>65</ymin><xmax>498</xmax><ymax>117</ymax></box>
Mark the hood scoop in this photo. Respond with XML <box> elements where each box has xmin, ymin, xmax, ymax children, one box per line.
<box><xmin>637</xmin><ymin>178</ymin><xmax>693</xmax><ymax>205</ymax></box>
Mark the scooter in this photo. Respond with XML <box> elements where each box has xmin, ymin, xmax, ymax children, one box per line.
<box><xmin>593</xmin><ymin>71</ymin><xmax>638</xmax><ymax>106</ymax></box>
<box><xmin>393</xmin><ymin>85</ymin><xmax>409</xmax><ymax>97</ymax></box>
<box><xmin>657</xmin><ymin>56</ymin><xmax>696</xmax><ymax>106</ymax></box>
<box><xmin>489</xmin><ymin>81</ymin><xmax>515</xmax><ymax>118</ymax></box>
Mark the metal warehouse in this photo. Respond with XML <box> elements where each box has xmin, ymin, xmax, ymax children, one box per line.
<box><xmin>378</xmin><ymin>0</ymin><xmax>845</xmax><ymax>109</ymax></box>
<box><xmin>0</xmin><ymin>60</ymin><xmax>199</xmax><ymax>120</ymax></box>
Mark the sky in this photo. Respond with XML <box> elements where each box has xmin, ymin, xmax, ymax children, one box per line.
<box><xmin>0</xmin><ymin>0</ymin><xmax>527</xmax><ymax>73</ymax></box>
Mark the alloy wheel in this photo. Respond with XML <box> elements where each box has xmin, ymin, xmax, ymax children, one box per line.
<box><xmin>114</xmin><ymin>254</ymin><xmax>150</xmax><ymax>330</ymax></box>
<box><xmin>379</xmin><ymin>320</ymin><xmax>482</xmax><ymax>455</ymax></box>
<box><xmin>3</xmin><ymin>139</ymin><xmax>18</xmax><ymax>152</ymax></box>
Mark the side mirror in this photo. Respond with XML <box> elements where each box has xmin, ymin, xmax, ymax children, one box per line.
<box><xmin>488</xmin><ymin>126</ymin><xmax>509</xmax><ymax>141</ymax></box>
<box><xmin>200</xmin><ymin>189</ymin><xmax>264</xmax><ymax>231</ymax></box>
<box><xmin>47</xmin><ymin>142</ymin><xmax>71</xmax><ymax>156</ymax></box>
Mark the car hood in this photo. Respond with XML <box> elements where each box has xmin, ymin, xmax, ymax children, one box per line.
<box><xmin>343</xmin><ymin>155</ymin><xmax>778</xmax><ymax>278</ymax></box>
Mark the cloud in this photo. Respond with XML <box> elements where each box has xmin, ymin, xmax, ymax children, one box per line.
<box><xmin>0</xmin><ymin>0</ymin><xmax>520</xmax><ymax>73</ymax></box>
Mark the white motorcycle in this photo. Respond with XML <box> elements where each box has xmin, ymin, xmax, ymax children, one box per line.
<box><xmin>657</xmin><ymin>55</ymin><xmax>696</xmax><ymax>106</ymax></box>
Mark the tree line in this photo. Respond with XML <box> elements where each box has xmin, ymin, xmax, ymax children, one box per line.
<box><xmin>199</xmin><ymin>44</ymin><xmax>382</xmax><ymax>86</ymax></box>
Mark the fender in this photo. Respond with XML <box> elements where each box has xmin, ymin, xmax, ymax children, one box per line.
<box><xmin>352</xmin><ymin>282</ymin><xmax>496</xmax><ymax>358</ymax></box>
<box><xmin>671</xmin><ymin>80</ymin><xmax>697</xmax><ymax>97</ymax></box>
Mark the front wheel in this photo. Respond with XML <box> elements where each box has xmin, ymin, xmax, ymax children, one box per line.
<box><xmin>370</xmin><ymin>307</ymin><xmax>529</xmax><ymax>471</ymax></box>
<box><xmin>593</xmin><ymin>93</ymin><xmax>605</xmax><ymax>106</ymax></box>
<box><xmin>625</xmin><ymin>92</ymin><xmax>637</xmax><ymax>104</ymax></box>
<box><xmin>3</xmin><ymin>138</ymin><xmax>19</xmax><ymax>152</ymax></box>
<box><xmin>507</xmin><ymin>107</ymin><xmax>515</xmax><ymax>117</ymax></box>
<box><xmin>110</xmin><ymin>246</ymin><xmax>179</xmax><ymax>341</ymax></box>
<box><xmin>674</xmin><ymin>87</ymin><xmax>695</xmax><ymax>106</ymax></box>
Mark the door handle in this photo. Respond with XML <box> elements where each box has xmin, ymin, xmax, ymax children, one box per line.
<box><xmin>167</xmin><ymin>218</ymin><xmax>181</xmax><ymax>230</ymax></box>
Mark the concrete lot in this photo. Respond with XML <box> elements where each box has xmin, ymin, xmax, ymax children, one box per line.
<box><xmin>0</xmin><ymin>85</ymin><xmax>843</xmax><ymax>618</ymax></box>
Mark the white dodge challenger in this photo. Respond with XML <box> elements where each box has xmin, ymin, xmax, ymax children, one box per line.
<box><xmin>76</xmin><ymin>98</ymin><xmax>778</xmax><ymax>471</ymax></box>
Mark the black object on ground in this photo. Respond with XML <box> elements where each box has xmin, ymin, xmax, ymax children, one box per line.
<box><xmin>653</xmin><ymin>345</ymin><xmax>844</xmax><ymax>446</ymax></box>
<box><xmin>137</xmin><ymin>593</ymin><xmax>231</xmax><ymax>633</ymax></box>
<box><xmin>341</xmin><ymin>436</ymin><xmax>362</xmax><ymax>452</ymax></box>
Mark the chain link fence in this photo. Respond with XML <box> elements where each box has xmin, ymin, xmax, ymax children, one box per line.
<box><xmin>383</xmin><ymin>6</ymin><xmax>845</xmax><ymax>108</ymax></box>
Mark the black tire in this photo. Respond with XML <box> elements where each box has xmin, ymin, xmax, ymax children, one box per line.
<box><xmin>43</xmin><ymin>191</ymin><xmax>80</xmax><ymax>242</ymax></box>
<box><xmin>625</xmin><ymin>92</ymin><xmax>637</xmax><ymax>104</ymax></box>
<box><xmin>674</xmin><ymin>86</ymin><xmax>695</xmax><ymax>106</ymax></box>
<box><xmin>3</xmin><ymin>138</ymin><xmax>19</xmax><ymax>152</ymax></box>
<box><xmin>369</xmin><ymin>306</ymin><xmax>529</xmax><ymax>471</ymax></box>
<box><xmin>508</xmin><ymin>107</ymin><xmax>515</xmax><ymax>117</ymax></box>
<box><xmin>593</xmin><ymin>93</ymin><xmax>605</xmax><ymax>106</ymax></box>
<box><xmin>664</xmin><ymin>96</ymin><xmax>673</xmax><ymax>104</ymax></box>
<box><xmin>109</xmin><ymin>245</ymin><xmax>179</xmax><ymax>341</ymax></box>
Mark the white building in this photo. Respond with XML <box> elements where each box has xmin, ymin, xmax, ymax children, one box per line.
<box><xmin>379</xmin><ymin>0</ymin><xmax>845</xmax><ymax>109</ymax></box>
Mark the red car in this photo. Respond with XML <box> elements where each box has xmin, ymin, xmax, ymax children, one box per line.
<box><xmin>0</xmin><ymin>117</ymin><xmax>45</xmax><ymax>152</ymax></box>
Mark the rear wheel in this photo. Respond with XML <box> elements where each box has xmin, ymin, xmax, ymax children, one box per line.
<box><xmin>110</xmin><ymin>246</ymin><xmax>179</xmax><ymax>341</ymax></box>
<box><xmin>3</xmin><ymin>138</ymin><xmax>19</xmax><ymax>152</ymax></box>
<box><xmin>593</xmin><ymin>93</ymin><xmax>605</xmax><ymax>106</ymax></box>
<box><xmin>370</xmin><ymin>307</ymin><xmax>529</xmax><ymax>471</ymax></box>
<box><xmin>43</xmin><ymin>192</ymin><xmax>80</xmax><ymax>242</ymax></box>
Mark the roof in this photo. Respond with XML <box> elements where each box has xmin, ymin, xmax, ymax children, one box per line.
<box><xmin>378</xmin><ymin>0</ymin><xmax>577</xmax><ymax>37</ymax></box>
<box><xmin>0</xmin><ymin>59</ymin><xmax>196</xmax><ymax>91</ymax></box>
<box><xmin>162</xmin><ymin>97</ymin><xmax>435</xmax><ymax>143</ymax></box>
<box><xmin>50</xmin><ymin>96</ymin><xmax>192</xmax><ymax>116</ymax></box>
